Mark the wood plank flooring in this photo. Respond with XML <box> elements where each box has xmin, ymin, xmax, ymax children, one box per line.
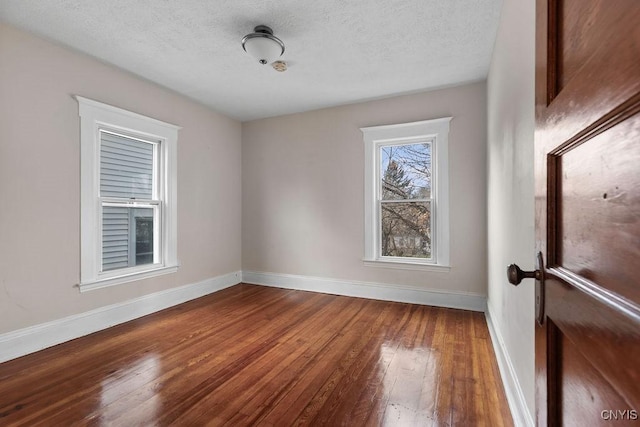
<box><xmin>0</xmin><ymin>284</ymin><xmax>513</xmax><ymax>426</ymax></box>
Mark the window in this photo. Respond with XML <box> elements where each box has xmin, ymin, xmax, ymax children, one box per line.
<box><xmin>361</xmin><ymin>118</ymin><xmax>451</xmax><ymax>270</ymax></box>
<box><xmin>77</xmin><ymin>96</ymin><xmax>180</xmax><ymax>291</ymax></box>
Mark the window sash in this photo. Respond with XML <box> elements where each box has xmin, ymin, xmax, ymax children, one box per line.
<box><xmin>99</xmin><ymin>128</ymin><xmax>161</xmax><ymax>201</ymax></box>
<box><xmin>378</xmin><ymin>140</ymin><xmax>433</xmax><ymax>202</ymax></box>
<box><xmin>378</xmin><ymin>198</ymin><xmax>431</xmax><ymax>203</ymax></box>
<box><xmin>99</xmin><ymin>201</ymin><xmax>162</xmax><ymax>277</ymax></box>
<box><xmin>377</xmin><ymin>199</ymin><xmax>434</xmax><ymax>262</ymax></box>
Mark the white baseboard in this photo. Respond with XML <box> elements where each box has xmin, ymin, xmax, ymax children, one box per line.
<box><xmin>485</xmin><ymin>307</ymin><xmax>535</xmax><ymax>427</ymax></box>
<box><xmin>0</xmin><ymin>271</ymin><xmax>242</xmax><ymax>364</ymax></box>
<box><xmin>242</xmin><ymin>270</ymin><xmax>486</xmax><ymax>312</ymax></box>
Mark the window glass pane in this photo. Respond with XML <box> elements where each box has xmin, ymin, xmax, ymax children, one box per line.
<box><xmin>102</xmin><ymin>206</ymin><xmax>155</xmax><ymax>271</ymax></box>
<box><xmin>134</xmin><ymin>214</ymin><xmax>154</xmax><ymax>265</ymax></box>
<box><xmin>380</xmin><ymin>143</ymin><xmax>431</xmax><ymax>200</ymax></box>
<box><xmin>380</xmin><ymin>201</ymin><xmax>431</xmax><ymax>258</ymax></box>
<box><xmin>100</xmin><ymin>131</ymin><xmax>154</xmax><ymax>199</ymax></box>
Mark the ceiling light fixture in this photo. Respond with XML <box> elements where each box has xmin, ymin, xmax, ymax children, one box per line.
<box><xmin>241</xmin><ymin>25</ymin><xmax>285</xmax><ymax>65</ymax></box>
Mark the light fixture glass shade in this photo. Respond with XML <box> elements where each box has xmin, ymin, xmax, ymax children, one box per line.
<box><xmin>242</xmin><ymin>26</ymin><xmax>285</xmax><ymax>65</ymax></box>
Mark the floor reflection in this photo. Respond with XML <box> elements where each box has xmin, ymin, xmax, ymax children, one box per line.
<box><xmin>97</xmin><ymin>353</ymin><xmax>162</xmax><ymax>425</ymax></box>
<box><xmin>378</xmin><ymin>343</ymin><xmax>441</xmax><ymax>427</ymax></box>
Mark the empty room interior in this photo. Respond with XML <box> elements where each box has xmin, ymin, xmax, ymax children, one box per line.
<box><xmin>2</xmin><ymin>1</ymin><xmax>639</xmax><ymax>426</ymax></box>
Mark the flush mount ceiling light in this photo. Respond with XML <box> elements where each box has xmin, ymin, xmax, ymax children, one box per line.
<box><xmin>241</xmin><ymin>25</ymin><xmax>285</xmax><ymax>65</ymax></box>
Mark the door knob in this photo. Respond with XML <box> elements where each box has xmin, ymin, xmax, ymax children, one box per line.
<box><xmin>506</xmin><ymin>252</ymin><xmax>546</xmax><ymax>325</ymax></box>
<box><xmin>507</xmin><ymin>264</ymin><xmax>541</xmax><ymax>285</ymax></box>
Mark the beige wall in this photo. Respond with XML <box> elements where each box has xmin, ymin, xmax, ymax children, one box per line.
<box><xmin>0</xmin><ymin>23</ymin><xmax>242</xmax><ymax>334</ymax></box>
<box><xmin>1</xmin><ymin>22</ymin><xmax>490</xmax><ymax>338</ymax></box>
<box><xmin>242</xmin><ymin>82</ymin><xmax>487</xmax><ymax>295</ymax></box>
<box><xmin>487</xmin><ymin>0</ymin><xmax>536</xmax><ymax>421</ymax></box>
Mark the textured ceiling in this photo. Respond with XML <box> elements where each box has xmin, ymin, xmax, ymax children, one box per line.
<box><xmin>0</xmin><ymin>0</ymin><xmax>502</xmax><ymax>121</ymax></box>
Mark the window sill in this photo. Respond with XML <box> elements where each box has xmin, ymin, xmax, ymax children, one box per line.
<box><xmin>363</xmin><ymin>259</ymin><xmax>451</xmax><ymax>272</ymax></box>
<box><xmin>79</xmin><ymin>264</ymin><xmax>179</xmax><ymax>292</ymax></box>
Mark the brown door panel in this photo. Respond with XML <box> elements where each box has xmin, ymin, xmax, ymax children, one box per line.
<box><xmin>534</xmin><ymin>0</ymin><xmax>640</xmax><ymax>425</ymax></box>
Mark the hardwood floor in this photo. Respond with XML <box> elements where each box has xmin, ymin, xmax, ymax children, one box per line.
<box><xmin>0</xmin><ymin>284</ymin><xmax>513</xmax><ymax>426</ymax></box>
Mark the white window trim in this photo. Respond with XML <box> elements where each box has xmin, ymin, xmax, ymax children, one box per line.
<box><xmin>76</xmin><ymin>96</ymin><xmax>180</xmax><ymax>292</ymax></box>
<box><xmin>361</xmin><ymin>117</ymin><xmax>451</xmax><ymax>271</ymax></box>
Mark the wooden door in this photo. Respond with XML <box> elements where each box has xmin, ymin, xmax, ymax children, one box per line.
<box><xmin>534</xmin><ymin>0</ymin><xmax>640</xmax><ymax>425</ymax></box>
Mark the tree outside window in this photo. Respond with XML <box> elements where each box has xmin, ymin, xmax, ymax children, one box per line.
<box><xmin>380</xmin><ymin>143</ymin><xmax>432</xmax><ymax>259</ymax></box>
<box><xmin>361</xmin><ymin>117</ymin><xmax>450</xmax><ymax>269</ymax></box>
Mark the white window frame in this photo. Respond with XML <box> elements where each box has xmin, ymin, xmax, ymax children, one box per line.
<box><xmin>361</xmin><ymin>118</ymin><xmax>451</xmax><ymax>271</ymax></box>
<box><xmin>76</xmin><ymin>96</ymin><xmax>180</xmax><ymax>292</ymax></box>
